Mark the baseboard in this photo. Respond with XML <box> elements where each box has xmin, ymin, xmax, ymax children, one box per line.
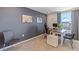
<box><xmin>73</xmin><ymin>40</ymin><xmax>79</xmax><ymax>44</ymax></box>
<box><xmin>0</xmin><ymin>34</ymin><xmax>44</xmax><ymax>51</ymax></box>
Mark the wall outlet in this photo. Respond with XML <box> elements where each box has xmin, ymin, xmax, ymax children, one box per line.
<box><xmin>22</xmin><ymin>34</ymin><xmax>24</xmax><ymax>37</ymax></box>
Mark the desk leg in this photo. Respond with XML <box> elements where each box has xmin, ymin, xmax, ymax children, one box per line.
<box><xmin>61</xmin><ymin>34</ymin><xmax>64</xmax><ymax>46</ymax></box>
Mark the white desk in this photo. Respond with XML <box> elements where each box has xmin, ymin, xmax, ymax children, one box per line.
<box><xmin>60</xmin><ymin>33</ymin><xmax>64</xmax><ymax>46</ymax></box>
<box><xmin>47</xmin><ymin>34</ymin><xmax>58</xmax><ymax>47</ymax></box>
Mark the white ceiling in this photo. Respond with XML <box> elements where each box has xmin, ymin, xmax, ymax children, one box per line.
<box><xmin>28</xmin><ymin>7</ymin><xmax>77</xmax><ymax>14</ymax></box>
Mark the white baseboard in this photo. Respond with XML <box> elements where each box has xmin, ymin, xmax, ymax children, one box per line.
<box><xmin>0</xmin><ymin>34</ymin><xmax>43</xmax><ymax>51</ymax></box>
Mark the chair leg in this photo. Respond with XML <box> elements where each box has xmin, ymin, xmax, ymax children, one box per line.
<box><xmin>70</xmin><ymin>40</ymin><xmax>73</xmax><ymax>49</ymax></box>
<box><xmin>63</xmin><ymin>38</ymin><xmax>65</xmax><ymax>44</ymax></box>
<box><xmin>3</xmin><ymin>44</ymin><xmax>5</xmax><ymax>47</ymax></box>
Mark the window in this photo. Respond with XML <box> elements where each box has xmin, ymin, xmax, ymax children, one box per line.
<box><xmin>61</xmin><ymin>12</ymin><xmax>72</xmax><ymax>31</ymax></box>
<box><xmin>61</xmin><ymin>12</ymin><xmax>71</xmax><ymax>23</ymax></box>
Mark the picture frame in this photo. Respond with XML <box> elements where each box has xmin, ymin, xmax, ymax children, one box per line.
<box><xmin>22</xmin><ymin>15</ymin><xmax>32</xmax><ymax>23</ymax></box>
<box><xmin>37</xmin><ymin>17</ymin><xmax>42</xmax><ymax>23</ymax></box>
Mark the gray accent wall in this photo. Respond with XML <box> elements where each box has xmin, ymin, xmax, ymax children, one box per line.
<box><xmin>0</xmin><ymin>7</ymin><xmax>47</xmax><ymax>39</ymax></box>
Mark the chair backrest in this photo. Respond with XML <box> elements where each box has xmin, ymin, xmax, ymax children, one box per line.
<box><xmin>3</xmin><ymin>30</ymin><xmax>14</xmax><ymax>43</ymax></box>
<box><xmin>65</xmin><ymin>33</ymin><xmax>75</xmax><ymax>39</ymax></box>
<box><xmin>0</xmin><ymin>32</ymin><xmax>5</xmax><ymax>48</ymax></box>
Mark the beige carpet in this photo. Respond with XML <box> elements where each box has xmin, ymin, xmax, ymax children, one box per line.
<box><xmin>4</xmin><ymin>35</ymin><xmax>79</xmax><ymax>51</ymax></box>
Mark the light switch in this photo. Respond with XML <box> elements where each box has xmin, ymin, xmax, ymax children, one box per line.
<box><xmin>22</xmin><ymin>34</ymin><xmax>24</xmax><ymax>37</ymax></box>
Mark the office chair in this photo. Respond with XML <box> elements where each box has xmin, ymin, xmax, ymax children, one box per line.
<box><xmin>63</xmin><ymin>33</ymin><xmax>75</xmax><ymax>48</ymax></box>
<box><xmin>0</xmin><ymin>32</ymin><xmax>5</xmax><ymax>48</ymax></box>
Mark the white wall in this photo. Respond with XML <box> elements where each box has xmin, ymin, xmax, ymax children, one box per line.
<box><xmin>47</xmin><ymin>13</ymin><xmax>57</xmax><ymax>28</ymax></box>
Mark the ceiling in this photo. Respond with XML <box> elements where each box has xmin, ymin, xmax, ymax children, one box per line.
<box><xmin>28</xmin><ymin>7</ymin><xmax>77</xmax><ymax>14</ymax></box>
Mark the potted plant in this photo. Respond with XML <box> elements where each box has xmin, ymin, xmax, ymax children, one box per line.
<box><xmin>58</xmin><ymin>23</ymin><xmax>64</xmax><ymax>29</ymax></box>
